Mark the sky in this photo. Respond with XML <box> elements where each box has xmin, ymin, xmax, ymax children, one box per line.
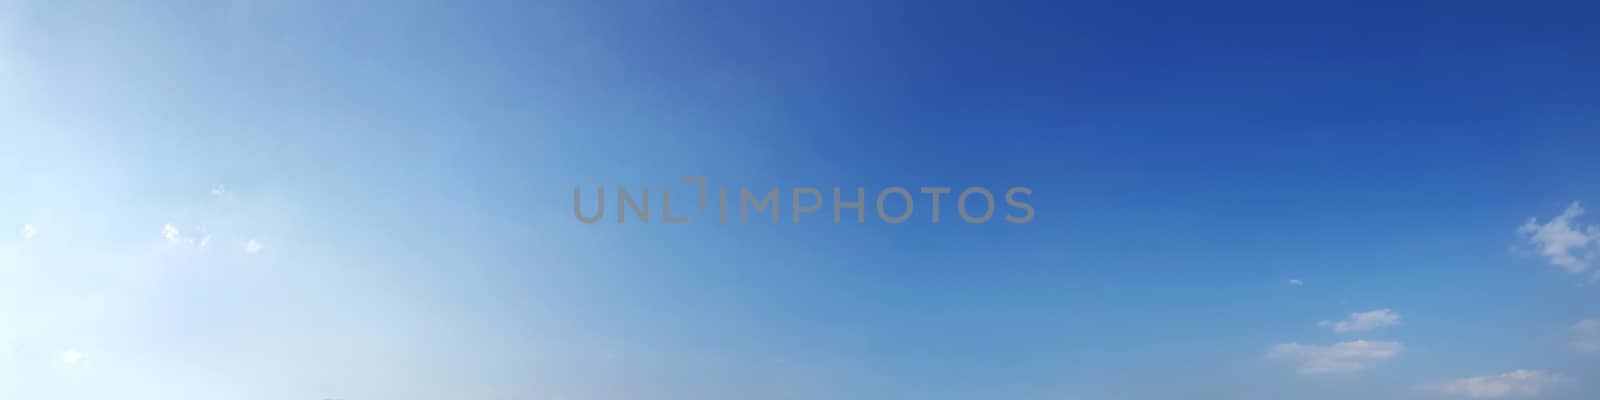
<box><xmin>2</xmin><ymin>1</ymin><xmax>1600</xmax><ymax>399</ymax></box>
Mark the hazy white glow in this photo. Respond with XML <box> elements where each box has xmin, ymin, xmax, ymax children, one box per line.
<box><xmin>61</xmin><ymin>348</ymin><xmax>84</xmax><ymax>364</ymax></box>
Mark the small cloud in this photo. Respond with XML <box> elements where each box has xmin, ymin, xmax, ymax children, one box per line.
<box><xmin>1288</xmin><ymin>279</ymin><xmax>1304</xmax><ymax>286</ymax></box>
<box><xmin>245</xmin><ymin>239</ymin><xmax>263</xmax><ymax>254</ymax></box>
<box><xmin>162</xmin><ymin>224</ymin><xmax>182</xmax><ymax>244</ymax></box>
<box><xmin>210</xmin><ymin>184</ymin><xmax>227</xmax><ymax>198</ymax></box>
<box><xmin>1319</xmin><ymin>308</ymin><xmax>1401</xmax><ymax>333</ymax></box>
<box><xmin>1267</xmin><ymin>340</ymin><xmax>1403</xmax><ymax>375</ymax></box>
<box><xmin>1517</xmin><ymin>201</ymin><xmax>1598</xmax><ymax>274</ymax></box>
<box><xmin>61</xmin><ymin>348</ymin><xmax>84</xmax><ymax>365</ymax></box>
<box><xmin>161</xmin><ymin>224</ymin><xmax>206</xmax><ymax>247</ymax></box>
<box><xmin>1422</xmin><ymin>370</ymin><xmax>1572</xmax><ymax>398</ymax></box>
<box><xmin>1572</xmin><ymin>319</ymin><xmax>1600</xmax><ymax>355</ymax></box>
<box><xmin>21</xmin><ymin>224</ymin><xmax>37</xmax><ymax>239</ymax></box>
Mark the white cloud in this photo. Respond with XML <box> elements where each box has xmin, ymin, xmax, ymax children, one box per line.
<box><xmin>1423</xmin><ymin>370</ymin><xmax>1572</xmax><ymax>398</ymax></box>
<box><xmin>61</xmin><ymin>348</ymin><xmax>84</xmax><ymax>365</ymax></box>
<box><xmin>1572</xmin><ymin>319</ymin><xmax>1600</xmax><ymax>355</ymax></box>
<box><xmin>20</xmin><ymin>224</ymin><xmax>36</xmax><ymax>240</ymax></box>
<box><xmin>162</xmin><ymin>224</ymin><xmax>214</xmax><ymax>248</ymax></box>
<box><xmin>1267</xmin><ymin>340</ymin><xmax>1403</xmax><ymax>374</ymax></box>
<box><xmin>1319</xmin><ymin>308</ymin><xmax>1401</xmax><ymax>333</ymax></box>
<box><xmin>162</xmin><ymin>224</ymin><xmax>182</xmax><ymax>244</ymax></box>
<box><xmin>210</xmin><ymin>184</ymin><xmax>227</xmax><ymax>197</ymax></box>
<box><xmin>1517</xmin><ymin>202</ymin><xmax>1599</xmax><ymax>274</ymax></box>
<box><xmin>1288</xmin><ymin>279</ymin><xmax>1304</xmax><ymax>286</ymax></box>
<box><xmin>245</xmin><ymin>239</ymin><xmax>263</xmax><ymax>254</ymax></box>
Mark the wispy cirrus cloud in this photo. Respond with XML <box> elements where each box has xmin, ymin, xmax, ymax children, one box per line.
<box><xmin>1422</xmin><ymin>370</ymin><xmax>1572</xmax><ymax>398</ymax></box>
<box><xmin>1267</xmin><ymin>340</ymin><xmax>1403</xmax><ymax>375</ymax></box>
<box><xmin>1319</xmin><ymin>308</ymin><xmax>1401</xmax><ymax>333</ymax></box>
<box><xmin>1517</xmin><ymin>202</ymin><xmax>1598</xmax><ymax>278</ymax></box>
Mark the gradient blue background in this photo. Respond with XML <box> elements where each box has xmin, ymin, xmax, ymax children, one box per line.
<box><xmin>2</xmin><ymin>1</ymin><xmax>1599</xmax><ymax>399</ymax></box>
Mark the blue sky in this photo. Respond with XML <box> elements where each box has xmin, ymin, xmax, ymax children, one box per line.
<box><xmin>3</xmin><ymin>1</ymin><xmax>1600</xmax><ymax>399</ymax></box>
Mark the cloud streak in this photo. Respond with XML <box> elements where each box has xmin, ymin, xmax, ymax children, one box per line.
<box><xmin>1319</xmin><ymin>308</ymin><xmax>1401</xmax><ymax>333</ymax></box>
<box><xmin>1267</xmin><ymin>340</ymin><xmax>1403</xmax><ymax>374</ymax></box>
<box><xmin>1423</xmin><ymin>370</ymin><xmax>1571</xmax><ymax>398</ymax></box>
